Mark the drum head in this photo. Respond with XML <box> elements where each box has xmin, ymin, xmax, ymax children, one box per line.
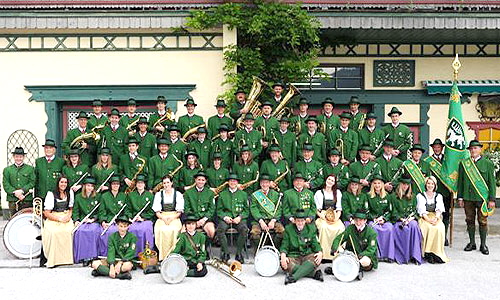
<box><xmin>3</xmin><ymin>213</ymin><xmax>41</xmax><ymax>259</ymax></box>
<box><xmin>254</xmin><ymin>246</ymin><xmax>280</xmax><ymax>277</ymax></box>
<box><xmin>161</xmin><ymin>254</ymin><xmax>188</xmax><ymax>284</ymax></box>
<box><xmin>332</xmin><ymin>252</ymin><xmax>360</xmax><ymax>282</ymax></box>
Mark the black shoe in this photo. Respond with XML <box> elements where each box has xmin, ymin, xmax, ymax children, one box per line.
<box><xmin>144</xmin><ymin>265</ymin><xmax>160</xmax><ymax>274</ymax></box>
<box><xmin>425</xmin><ymin>254</ymin><xmax>435</xmax><ymax>264</ymax></box>
<box><xmin>324</xmin><ymin>266</ymin><xmax>333</xmax><ymax>275</ymax></box>
<box><xmin>444</xmin><ymin>239</ymin><xmax>449</xmax><ymax>247</ymax></box>
<box><xmin>313</xmin><ymin>270</ymin><xmax>324</xmax><ymax>282</ymax></box>
<box><xmin>35</xmin><ymin>235</ymin><xmax>42</xmax><ymax>241</ymax></box>
<box><xmin>464</xmin><ymin>243</ymin><xmax>477</xmax><ymax>251</ymax></box>
<box><xmin>357</xmin><ymin>270</ymin><xmax>364</xmax><ymax>281</ymax></box>
<box><xmin>116</xmin><ymin>272</ymin><xmax>132</xmax><ymax>280</ymax></box>
<box><xmin>284</xmin><ymin>273</ymin><xmax>296</xmax><ymax>285</ymax></box>
<box><xmin>480</xmin><ymin>245</ymin><xmax>489</xmax><ymax>255</ymax></box>
<box><xmin>91</xmin><ymin>270</ymin><xmax>99</xmax><ymax>277</ymax></box>
<box><xmin>221</xmin><ymin>253</ymin><xmax>230</xmax><ymax>263</ymax></box>
<box><xmin>82</xmin><ymin>258</ymin><xmax>93</xmax><ymax>267</ymax></box>
<box><xmin>235</xmin><ymin>254</ymin><xmax>244</xmax><ymax>264</ymax></box>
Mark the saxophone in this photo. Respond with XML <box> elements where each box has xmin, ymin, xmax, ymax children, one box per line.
<box><xmin>125</xmin><ymin>156</ymin><xmax>147</xmax><ymax>194</ymax></box>
<box><xmin>151</xmin><ymin>154</ymin><xmax>184</xmax><ymax>193</ymax></box>
<box><xmin>70</xmin><ymin>125</ymin><xmax>104</xmax><ymax>149</ymax></box>
<box><xmin>273</xmin><ymin>165</ymin><xmax>289</xmax><ymax>192</ymax></box>
<box><xmin>235</xmin><ymin>76</ymin><xmax>267</xmax><ymax>129</ymax></box>
<box><xmin>211</xmin><ymin>181</ymin><xmax>229</xmax><ymax>196</ymax></box>
<box><xmin>153</xmin><ymin>108</ymin><xmax>174</xmax><ymax>138</ymax></box>
<box><xmin>272</xmin><ymin>83</ymin><xmax>300</xmax><ymax>119</ymax></box>
<box><xmin>239</xmin><ymin>171</ymin><xmax>259</xmax><ymax>190</ymax></box>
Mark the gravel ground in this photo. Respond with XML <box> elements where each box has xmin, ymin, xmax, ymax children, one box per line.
<box><xmin>1</xmin><ymin>210</ymin><xmax>498</xmax><ymax>300</ymax></box>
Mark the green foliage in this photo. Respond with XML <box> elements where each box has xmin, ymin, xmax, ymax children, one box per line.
<box><xmin>184</xmin><ymin>0</ymin><xmax>323</xmax><ymax>101</ymax></box>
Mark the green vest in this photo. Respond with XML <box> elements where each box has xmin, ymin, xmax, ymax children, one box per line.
<box><xmin>34</xmin><ymin>156</ymin><xmax>65</xmax><ymax>198</ymax></box>
<box><xmin>349</xmin><ymin>160</ymin><xmax>381</xmax><ymax>183</ymax></box>
<box><xmin>133</xmin><ymin>131</ymin><xmax>157</xmax><ymax>159</ymax></box>
<box><xmin>274</xmin><ymin>129</ymin><xmax>297</xmax><ymax>168</ymax></box>
<box><xmin>169</xmin><ymin>139</ymin><xmax>188</xmax><ymax>164</ymax></box>
<box><xmin>91</xmin><ymin>164</ymin><xmax>119</xmax><ymax>189</ymax></box>
<box><xmin>254</xmin><ymin>115</ymin><xmax>280</xmax><ymax>141</ymax></box>
<box><xmin>207</xmin><ymin>114</ymin><xmax>233</xmax><ymax>138</ymax></box>
<box><xmin>290</xmin><ymin>114</ymin><xmax>309</xmax><ymax>135</ymax></box>
<box><xmin>178</xmin><ymin>166</ymin><xmax>202</xmax><ymax>189</ymax></box>
<box><xmin>280</xmin><ymin>223</ymin><xmax>322</xmax><ymax>257</ymax></box>
<box><xmin>177</xmin><ymin>114</ymin><xmax>204</xmax><ymax>137</ymax></box>
<box><xmin>206</xmin><ymin>167</ymin><xmax>230</xmax><ymax>188</ymax></box>
<box><xmin>100</xmin><ymin>125</ymin><xmax>129</xmax><ymax>165</ymax></box>
<box><xmin>119</xmin><ymin>114</ymin><xmax>140</xmax><ymax>128</ymax></box>
<box><xmin>189</xmin><ymin>139</ymin><xmax>212</xmax><ymax>169</ymax></box>
<box><xmin>297</xmin><ymin>131</ymin><xmax>327</xmax><ymax>163</ymax></box>
<box><xmin>317</xmin><ymin>114</ymin><xmax>340</xmax><ymax>138</ymax></box>
<box><xmin>349</xmin><ymin>111</ymin><xmax>366</xmax><ymax>132</ymax></box>
<box><xmin>392</xmin><ymin>194</ymin><xmax>417</xmax><ymax>221</ymax></box>
<box><xmin>87</xmin><ymin>114</ymin><xmax>108</xmax><ymax>131</ymax></box>
<box><xmin>2</xmin><ymin>163</ymin><xmax>35</xmax><ymax>202</ymax></box>
<box><xmin>148</xmin><ymin>112</ymin><xmax>174</xmax><ymax>133</ymax></box>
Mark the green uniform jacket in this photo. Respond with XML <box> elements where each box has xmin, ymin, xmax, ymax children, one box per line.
<box><xmin>100</xmin><ymin>125</ymin><xmax>129</xmax><ymax>165</ymax></box>
<box><xmin>349</xmin><ymin>112</ymin><xmax>365</xmax><ymax>132</ymax></box>
<box><xmin>280</xmin><ymin>223</ymin><xmax>322</xmax><ymax>258</ymax></box>
<box><xmin>91</xmin><ymin>164</ymin><xmax>119</xmax><ymax>188</ymax></box>
<box><xmin>329</xmin><ymin>128</ymin><xmax>359</xmax><ymax>162</ymax></box>
<box><xmin>250</xmin><ymin>189</ymin><xmax>282</xmax><ymax>222</ymax></box>
<box><xmin>282</xmin><ymin>188</ymin><xmax>316</xmax><ymax>221</ymax></box>
<box><xmin>274</xmin><ymin>129</ymin><xmax>297</xmax><ymax>167</ymax></box>
<box><xmin>290</xmin><ymin>114</ymin><xmax>309</xmax><ymax>135</ymax></box>
<box><xmin>62</xmin><ymin>164</ymin><xmax>89</xmax><ymax>187</ymax></box>
<box><xmin>358</xmin><ymin>127</ymin><xmax>386</xmax><ymax>157</ymax></box>
<box><xmin>254</xmin><ymin>115</ymin><xmax>279</xmax><ymax>141</ymax></box>
<box><xmin>107</xmin><ymin>231</ymin><xmax>138</xmax><ymax>264</ymax></box>
<box><xmin>349</xmin><ymin>161</ymin><xmax>381</xmax><ymax>183</ymax></box>
<box><xmin>134</xmin><ymin>132</ymin><xmax>157</xmax><ymax>159</ymax></box>
<box><xmin>368</xmin><ymin>193</ymin><xmax>394</xmax><ymax>221</ymax></box>
<box><xmin>3</xmin><ymin>163</ymin><xmax>35</xmax><ymax>202</ymax></box>
<box><xmin>216</xmin><ymin>189</ymin><xmax>249</xmax><ymax>220</ymax></box>
<box><xmin>34</xmin><ymin>157</ymin><xmax>65</xmax><ymax>198</ymax></box>
<box><xmin>87</xmin><ymin>115</ymin><xmax>108</xmax><ymax>131</ymax></box>
<box><xmin>211</xmin><ymin>137</ymin><xmax>234</xmax><ymax>169</ymax></box>
<box><xmin>341</xmin><ymin>192</ymin><xmax>369</xmax><ymax>221</ymax></box>
<box><xmin>392</xmin><ymin>194</ymin><xmax>417</xmax><ymax>221</ymax></box>
<box><xmin>322</xmin><ymin>163</ymin><xmax>349</xmax><ymax>191</ymax></box>
<box><xmin>183</xmin><ymin>186</ymin><xmax>216</xmax><ymax>221</ymax></box>
<box><xmin>147</xmin><ymin>154</ymin><xmax>182</xmax><ymax>188</ymax></box>
<box><xmin>118</xmin><ymin>154</ymin><xmax>148</xmax><ymax>184</ymax></box>
<box><xmin>381</xmin><ymin>124</ymin><xmax>412</xmax><ymax>161</ymax></box>
<box><xmin>98</xmin><ymin>191</ymin><xmax>127</xmax><ymax>222</ymax></box>
<box><xmin>458</xmin><ymin>156</ymin><xmax>497</xmax><ymax>202</ymax></box>
<box><xmin>62</xmin><ymin>128</ymin><xmax>97</xmax><ymax>166</ymax></box>
<box><xmin>317</xmin><ymin>114</ymin><xmax>340</xmax><ymax>138</ymax></box>
<box><xmin>125</xmin><ymin>190</ymin><xmax>155</xmax><ymax>220</ymax></box>
<box><xmin>169</xmin><ymin>139</ymin><xmax>188</xmax><ymax>164</ymax></box>
<box><xmin>178</xmin><ymin>166</ymin><xmax>202</xmax><ymax>190</ymax></box>
<box><xmin>260</xmin><ymin>159</ymin><xmax>291</xmax><ymax>192</ymax></box>
<box><xmin>189</xmin><ymin>139</ymin><xmax>212</xmax><ymax>169</ymax></box>
<box><xmin>232</xmin><ymin>162</ymin><xmax>259</xmax><ymax>193</ymax></box>
<box><xmin>207</xmin><ymin>114</ymin><xmax>233</xmax><ymax>138</ymax></box>
<box><xmin>294</xmin><ymin>159</ymin><xmax>324</xmax><ymax>189</ymax></box>
<box><xmin>297</xmin><ymin>131</ymin><xmax>327</xmax><ymax>163</ymax></box>
<box><xmin>332</xmin><ymin>224</ymin><xmax>378</xmax><ymax>269</ymax></box>
<box><xmin>72</xmin><ymin>194</ymin><xmax>100</xmax><ymax>221</ymax></box>
<box><xmin>148</xmin><ymin>112</ymin><xmax>174</xmax><ymax>134</ymax></box>
<box><xmin>233</xmin><ymin>128</ymin><xmax>263</xmax><ymax>159</ymax></box>
<box><xmin>229</xmin><ymin>101</ymin><xmax>245</xmax><ymax>121</ymax></box>
<box><xmin>206</xmin><ymin>167</ymin><xmax>229</xmax><ymax>188</ymax></box>
<box><xmin>119</xmin><ymin>114</ymin><xmax>140</xmax><ymax>128</ymax></box>
<box><xmin>173</xmin><ymin>231</ymin><xmax>207</xmax><ymax>264</ymax></box>
<box><xmin>375</xmin><ymin>155</ymin><xmax>403</xmax><ymax>185</ymax></box>
<box><xmin>177</xmin><ymin>114</ymin><xmax>204</xmax><ymax>137</ymax></box>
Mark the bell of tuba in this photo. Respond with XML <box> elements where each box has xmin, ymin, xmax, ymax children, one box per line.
<box><xmin>272</xmin><ymin>83</ymin><xmax>301</xmax><ymax>119</ymax></box>
<box><xmin>235</xmin><ymin>77</ymin><xmax>267</xmax><ymax>129</ymax></box>
<box><xmin>182</xmin><ymin>124</ymin><xmax>206</xmax><ymax>143</ymax></box>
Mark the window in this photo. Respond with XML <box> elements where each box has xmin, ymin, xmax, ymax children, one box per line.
<box><xmin>296</xmin><ymin>64</ymin><xmax>364</xmax><ymax>90</ymax></box>
<box><xmin>467</xmin><ymin>122</ymin><xmax>500</xmax><ymax>151</ymax></box>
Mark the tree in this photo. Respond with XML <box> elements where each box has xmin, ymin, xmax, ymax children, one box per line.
<box><xmin>184</xmin><ymin>0</ymin><xmax>323</xmax><ymax>102</ymax></box>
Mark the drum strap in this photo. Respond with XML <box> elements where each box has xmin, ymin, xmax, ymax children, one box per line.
<box><xmin>184</xmin><ymin>232</ymin><xmax>199</xmax><ymax>254</ymax></box>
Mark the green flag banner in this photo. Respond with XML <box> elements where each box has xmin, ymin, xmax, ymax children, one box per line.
<box><xmin>403</xmin><ymin>160</ymin><xmax>426</xmax><ymax>193</ymax></box>
<box><xmin>461</xmin><ymin>158</ymin><xmax>495</xmax><ymax>216</ymax></box>
<box><xmin>441</xmin><ymin>79</ymin><xmax>469</xmax><ymax>192</ymax></box>
<box><xmin>252</xmin><ymin>190</ymin><xmax>276</xmax><ymax>217</ymax></box>
<box><xmin>424</xmin><ymin>156</ymin><xmax>453</xmax><ymax>192</ymax></box>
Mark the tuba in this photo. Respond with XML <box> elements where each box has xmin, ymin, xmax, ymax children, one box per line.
<box><xmin>182</xmin><ymin>124</ymin><xmax>206</xmax><ymax>143</ymax></box>
<box><xmin>70</xmin><ymin>124</ymin><xmax>104</xmax><ymax>149</ymax></box>
<box><xmin>235</xmin><ymin>77</ymin><xmax>268</xmax><ymax>129</ymax></box>
<box><xmin>272</xmin><ymin>84</ymin><xmax>301</xmax><ymax>119</ymax></box>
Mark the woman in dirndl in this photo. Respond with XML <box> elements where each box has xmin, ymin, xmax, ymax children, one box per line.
<box><xmin>392</xmin><ymin>176</ymin><xmax>423</xmax><ymax>264</ymax></box>
<box><xmin>153</xmin><ymin>174</ymin><xmax>184</xmax><ymax>261</ymax></box>
<box><xmin>314</xmin><ymin>174</ymin><xmax>345</xmax><ymax>260</ymax></box>
<box><xmin>417</xmin><ymin>176</ymin><xmax>449</xmax><ymax>263</ymax></box>
<box><xmin>368</xmin><ymin>175</ymin><xmax>396</xmax><ymax>262</ymax></box>
<box><xmin>42</xmin><ymin>176</ymin><xmax>75</xmax><ymax>268</ymax></box>
<box><xmin>72</xmin><ymin>177</ymin><xmax>101</xmax><ymax>263</ymax></box>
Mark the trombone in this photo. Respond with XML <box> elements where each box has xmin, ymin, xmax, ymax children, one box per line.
<box><xmin>206</xmin><ymin>258</ymin><xmax>245</xmax><ymax>287</ymax></box>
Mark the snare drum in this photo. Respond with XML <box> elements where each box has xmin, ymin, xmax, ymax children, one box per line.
<box><xmin>331</xmin><ymin>250</ymin><xmax>360</xmax><ymax>282</ymax></box>
<box><xmin>2</xmin><ymin>208</ymin><xmax>42</xmax><ymax>259</ymax></box>
<box><xmin>160</xmin><ymin>253</ymin><xmax>188</xmax><ymax>284</ymax></box>
<box><xmin>254</xmin><ymin>245</ymin><xmax>280</xmax><ymax>277</ymax></box>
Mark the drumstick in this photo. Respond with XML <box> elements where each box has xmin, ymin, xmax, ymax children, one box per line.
<box><xmin>348</xmin><ymin>235</ymin><xmax>359</xmax><ymax>261</ymax></box>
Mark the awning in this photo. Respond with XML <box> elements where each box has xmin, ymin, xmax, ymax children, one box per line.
<box><xmin>423</xmin><ymin>80</ymin><xmax>500</xmax><ymax>95</ymax></box>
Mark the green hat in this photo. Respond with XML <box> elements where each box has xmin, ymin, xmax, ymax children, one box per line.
<box><xmin>157</xmin><ymin>138</ymin><xmax>171</xmax><ymax>146</ymax></box>
<box><xmin>302</xmin><ymin>143</ymin><xmax>314</xmax><ymax>151</ymax></box>
<box><xmin>366</xmin><ymin>112</ymin><xmax>377</xmax><ymax>119</ymax></box>
<box><xmin>430</xmin><ymin>138</ymin><xmax>445</xmax><ymax>147</ymax></box>
<box><xmin>372</xmin><ymin>174</ymin><xmax>385</xmax><ymax>182</ymax></box>
<box><xmin>168</xmin><ymin>124</ymin><xmax>180</xmax><ymax>132</ymax></box>
<box><xmin>383</xmin><ymin>140</ymin><xmax>394</xmax><ymax>148</ymax></box>
<box><xmin>227</xmin><ymin>174</ymin><xmax>240</xmax><ymax>182</ymax></box>
<box><xmin>260</xmin><ymin>174</ymin><xmax>271</xmax><ymax>181</ymax></box>
<box><xmin>353</xmin><ymin>209</ymin><xmax>368</xmax><ymax>220</ymax></box>
<box><xmin>243</xmin><ymin>113</ymin><xmax>254</xmax><ymax>121</ymax></box>
<box><xmin>349</xmin><ymin>96</ymin><xmax>361</xmax><ymax>104</ymax></box>
<box><xmin>240</xmin><ymin>144</ymin><xmax>251</xmax><ymax>152</ymax></box>
<box><xmin>305</xmin><ymin>116</ymin><xmax>318</xmax><ymax>124</ymax></box>
<box><xmin>138</xmin><ymin>116</ymin><xmax>148</xmax><ymax>124</ymax></box>
<box><xmin>350</xmin><ymin>177</ymin><xmax>360</xmax><ymax>183</ymax></box>
<box><xmin>387</xmin><ymin>106</ymin><xmax>403</xmax><ymax>116</ymax></box>
<box><xmin>43</xmin><ymin>139</ymin><xmax>57</xmax><ymax>148</ymax></box>
<box><xmin>467</xmin><ymin>140</ymin><xmax>483</xmax><ymax>149</ymax></box>
<box><xmin>234</xmin><ymin>89</ymin><xmax>246</xmax><ymax>95</ymax></box>
<box><xmin>268</xmin><ymin>144</ymin><xmax>281</xmax><ymax>152</ymax></box>
<box><xmin>184</xmin><ymin>215</ymin><xmax>198</xmax><ymax>224</ymax></box>
<box><xmin>157</xmin><ymin>96</ymin><xmax>167</xmax><ymax>103</ymax></box>
<box><xmin>77</xmin><ymin>111</ymin><xmax>90</xmax><ymax>119</ymax></box>
<box><xmin>272</xmin><ymin>82</ymin><xmax>286</xmax><ymax>88</ymax></box>
<box><xmin>260</xmin><ymin>101</ymin><xmax>274</xmax><ymax>109</ymax></box>
<box><xmin>339</xmin><ymin>112</ymin><xmax>352</xmax><ymax>120</ymax></box>
<box><xmin>218</xmin><ymin>124</ymin><xmax>230</xmax><ymax>132</ymax></box>
<box><xmin>184</xmin><ymin>97</ymin><xmax>197</xmax><ymax>107</ymax></box>
<box><xmin>194</xmin><ymin>171</ymin><xmax>208</xmax><ymax>179</ymax></box>
<box><xmin>116</xmin><ymin>214</ymin><xmax>131</xmax><ymax>225</ymax></box>
<box><xmin>293</xmin><ymin>172</ymin><xmax>305</xmax><ymax>180</ymax></box>
<box><xmin>297</xmin><ymin>97</ymin><xmax>309</xmax><ymax>106</ymax></box>
<box><xmin>398</xmin><ymin>174</ymin><xmax>412</xmax><ymax>184</ymax></box>
<box><xmin>294</xmin><ymin>209</ymin><xmax>308</xmax><ymax>219</ymax></box>
<box><xmin>127</xmin><ymin>138</ymin><xmax>139</xmax><ymax>145</ymax></box>
<box><xmin>82</xmin><ymin>177</ymin><xmax>96</xmax><ymax>185</ymax></box>
<box><xmin>109</xmin><ymin>176</ymin><xmax>121</xmax><ymax>183</ymax></box>
<box><xmin>279</xmin><ymin>116</ymin><xmax>290</xmax><ymax>123</ymax></box>
<box><xmin>109</xmin><ymin>108</ymin><xmax>121</xmax><ymax>117</ymax></box>
<box><xmin>321</xmin><ymin>97</ymin><xmax>335</xmax><ymax>106</ymax></box>
<box><xmin>213</xmin><ymin>152</ymin><xmax>222</xmax><ymax>159</ymax></box>
<box><xmin>127</xmin><ymin>98</ymin><xmax>137</xmax><ymax>106</ymax></box>
<box><xmin>215</xmin><ymin>99</ymin><xmax>227</xmax><ymax>107</ymax></box>
<box><xmin>359</xmin><ymin>145</ymin><xmax>373</xmax><ymax>152</ymax></box>
<box><xmin>185</xmin><ymin>151</ymin><xmax>199</xmax><ymax>159</ymax></box>
<box><xmin>99</xmin><ymin>147</ymin><xmax>111</xmax><ymax>155</ymax></box>
<box><xmin>68</xmin><ymin>148</ymin><xmax>80</xmax><ymax>156</ymax></box>
<box><xmin>197</xmin><ymin>127</ymin><xmax>207</xmax><ymax>134</ymax></box>
<box><xmin>92</xmin><ymin>99</ymin><xmax>103</xmax><ymax>106</ymax></box>
<box><xmin>11</xmin><ymin>147</ymin><xmax>27</xmax><ymax>155</ymax></box>
<box><xmin>329</xmin><ymin>148</ymin><xmax>340</xmax><ymax>156</ymax></box>
<box><xmin>135</xmin><ymin>174</ymin><xmax>147</xmax><ymax>182</ymax></box>
<box><xmin>410</xmin><ymin>144</ymin><xmax>426</xmax><ymax>153</ymax></box>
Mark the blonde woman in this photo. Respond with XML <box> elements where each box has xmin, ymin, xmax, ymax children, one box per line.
<box><xmin>417</xmin><ymin>176</ymin><xmax>449</xmax><ymax>263</ymax></box>
<box><xmin>153</xmin><ymin>175</ymin><xmax>184</xmax><ymax>260</ymax></box>
<box><xmin>91</xmin><ymin>147</ymin><xmax>118</xmax><ymax>192</ymax></box>
<box><xmin>314</xmin><ymin>174</ymin><xmax>344</xmax><ymax>260</ymax></box>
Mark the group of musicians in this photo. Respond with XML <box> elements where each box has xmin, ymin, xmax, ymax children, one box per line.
<box><xmin>2</xmin><ymin>85</ymin><xmax>497</xmax><ymax>283</ymax></box>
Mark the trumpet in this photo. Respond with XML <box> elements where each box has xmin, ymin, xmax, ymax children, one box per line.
<box><xmin>152</xmin><ymin>154</ymin><xmax>184</xmax><ymax>193</ymax></box>
<box><xmin>272</xmin><ymin>83</ymin><xmax>300</xmax><ymax>119</ymax></box>
<box><xmin>235</xmin><ymin>76</ymin><xmax>267</xmax><ymax>129</ymax></box>
<box><xmin>335</xmin><ymin>138</ymin><xmax>345</xmax><ymax>161</ymax></box>
<box><xmin>182</xmin><ymin>124</ymin><xmax>206</xmax><ymax>142</ymax></box>
<box><xmin>206</xmin><ymin>258</ymin><xmax>245</xmax><ymax>287</ymax></box>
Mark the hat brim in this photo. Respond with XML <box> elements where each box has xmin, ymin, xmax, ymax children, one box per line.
<box><xmin>11</xmin><ymin>151</ymin><xmax>27</xmax><ymax>155</ymax></box>
<box><xmin>43</xmin><ymin>144</ymin><xmax>57</xmax><ymax>148</ymax></box>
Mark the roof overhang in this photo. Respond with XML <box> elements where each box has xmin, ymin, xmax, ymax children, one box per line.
<box><xmin>423</xmin><ymin>80</ymin><xmax>500</xmax><ymax>95</ymax></box>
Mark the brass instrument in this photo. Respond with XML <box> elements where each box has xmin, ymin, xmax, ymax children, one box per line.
<box><xmin>126</xmin><ymin>117</ymin><xmax>141</xmax><ymax>137</ymax></box>
<box><xmin>152</xmin><ymin>108</ymin><xmax>174</xmax><ymax>137</ymax></box>
<box><xmin>319</xmin><ymin>122</ymin><xmax>327</xmax><ymax>134</ymax></box>
<box><xmin>152</xmin><ymin>154</ymin><xmax>184</xmax><ymax>193</ymax></box>
<box><xmin>211</xmin><ymin>181</ymin><xmax>229</xmax><ymax>196</ymax></box>
<box><xmin>184</xmin><ymin>182</ymin><xmax>197</xmax><ymax>191</ymax></box>
<box><xmin>272</xmin><ymin>83</ymin><xmax>301</xmax><ymax>119</ymax></box>
<box><xmin>294</xmin><ymin>121</ymin><xmax>302</xmax><ymax>135</ymax></box>
<box><xmin>239</xmin><ymin>171</ymin><xmax>259</xmax><ymax>190</ymax></box>
<box><xmin>335</xmin><ymin>138</ymin><xmax>345</xmax><ymax>161</ymax></box>
<box><xmin>70</xmin><ymin>124</ymin><xmax>104</xmax><ymax>149</ymax></box>
<box><xmin>182</xmin><ymin>124</ymin><xmax>206</xmax><ymax>142</ymax></box>
<box><xmin>273</xmin><ymin>165</ymin><xmax>289</xmax><ymax>192</ymax></box>
<box><xmin>30</xmin><ymin>196</ymin><xmax>43</xmax><ymax>269</ymax></box>
<box><xmin>358</xmin><ymin>113</ymin><xmax>366</xmax><ymax>131</ymax></box>
<box><xmin>211</xmin><ymin>130</ymin><xmax>235</xmax><ymax>141</ymax></box>
<box><xmin>125</xmin><ymin>157</ymin><xmax>147</xmax><ymax>193</ymax></box>
<box><xmin>235</xmin><ymin>76</ymin><xmax>268</xmax><ymax>129</ymax></box>
<box><xmin>257</xmin><ymin>126</ymin><xmax>267</xmax><ymax>141</ymax></box>
<box><xmin>206</xmin><ymin>258</ymin><xmax>245</xmax><ymax>287</ymax></box>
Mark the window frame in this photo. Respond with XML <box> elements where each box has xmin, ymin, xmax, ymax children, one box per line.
<box><xmin>299</xmin><ymin>63</ymin><xmax>365</xmax><ymax>91</ymax></box>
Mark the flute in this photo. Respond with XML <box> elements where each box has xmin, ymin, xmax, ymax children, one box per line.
<box><xmin>101</xmin><ymin>204</ymin><xmax>127</xmax><ymax>236</ymax></box>
<box><xmin>72</xmin><ymin>203</ymin><xmax>101</xmax><ymax>234</ymax></box>
<box><xmin>96</xmin><ymin>171</ymin><xmax>115</xmax><ymax>193</ymax></box>
<box><xmin>132</xmin><ymin>201</ymin><xmax>151</xmax><ymax>222</ymax></box>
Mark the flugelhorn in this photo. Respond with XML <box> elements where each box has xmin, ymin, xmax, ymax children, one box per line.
<box><xmin>235</xmin><ymin>76</ymin><xmax>267</xmax><ymax>129</ymax></box>
<box><xmin>272</xmin><ymin>83</ymin><xmax>300</xmax><ymax>119</ymax></box>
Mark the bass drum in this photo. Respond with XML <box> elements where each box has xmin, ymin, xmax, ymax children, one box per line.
<box><xmin>161</xmin><ymin>253</ymin><xmax>188</xmax><ymax>284</ymax></box>
<box><xmin>3</xmin><ymin>208</ymin><xmax>42</xmax><ymax>259</ymax></box>
<box><xmin>254</xmin><ymin>245</ymin><xmax>280</xmax><ymax>277</ymax></box>
<box><xmin>331</xmin><ymin>250</ymin><xmax>360</xmax><ymax>282</ymax></box>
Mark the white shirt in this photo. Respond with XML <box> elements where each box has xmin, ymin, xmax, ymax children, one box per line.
<box><xmin>280</xmin><ymin>129</ymin><xmax>288</xmax><ymax>134</ymax></box>
<box><xmin>383</xmin><ymin>154</ymin><xmax>392</xmax><ymax>160</ymax></box>
<box><xmin>314</xmin><ymin>189</ymin><xmax>342</xmax><ymax>211</ymax></box>
<box><xmin>392</xmin><ymin>122</ymin><xmax>400</xmax><ymax>128</ymax></box>
<box><xmin>44</xmin><ymin>190</ymin><xmax>75</xmax><ymax>210</ymax></box>
<box><xmin>416</xmin><ymin>192</ymin><xmax>445</xmax><ymax>216</ymax></box>
<box><xmin>367</xmin><ymin>126</ymin><xmax>376</xmax><ymax>132</ymax></box>
<box><xmin>152</xmin><ymin>190</ymin><xmax>184</xmax><ymax>212</ymax></box>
